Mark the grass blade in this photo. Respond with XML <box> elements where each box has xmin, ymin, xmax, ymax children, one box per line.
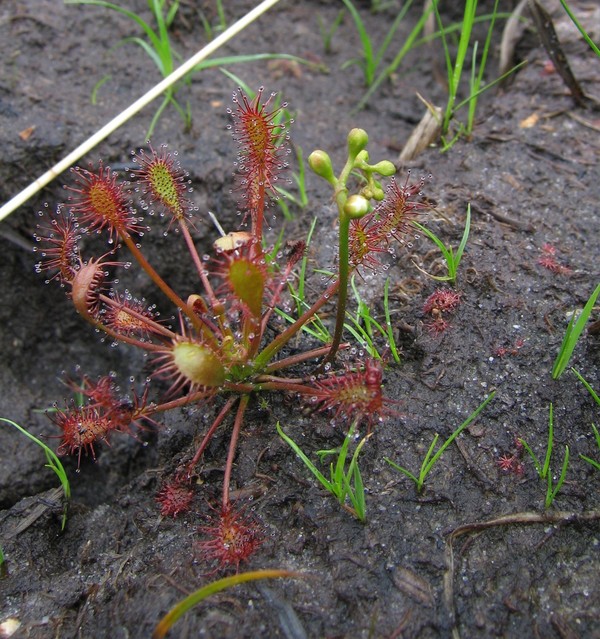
<box><xmin>422</xmin><ymin>391</ymin><xmax>496</xmax><ymax>478</ymax></box>
<box><xmin>277</xmin><ymin>422</ymin><xmax>332</xmax><ymax>491</ymax></box>
<box><xmin>153</xmin><ymin>570</ymin><xmax>300</xmax><ymax>639</ymax></box>
<box><xmin>356</xmin><ymin>4</ymin><xmax>431</xmax><ymax>111</ymax></box>
<box><xmin>519</xmin><ymin>438</ymin><xmax>542</xmax><ymax>476</ymax></box>
<box><xmin>545</xmin><ymin>445</ymin><xmax>569</xmax><ymax>508</ymax></box>
<box><xmin>383</xmin><ymin>278</ymin><xmax>401</xmax><ymax>364</ymax></box>
<box><xmin>341</xmin><ymin>0</ymin><xmax>374</xmax><ymax>85</ymax></box>
<box><xmin>559</xmin><ymin>0</ymin><xmax>600</xmax><ymax>56</ymax></box>
<box><xmin>0</xmin><ymin>417</ymin><xmax>71</xmax><ymax>529</ymax></box>
<box><xmin>384</xmin><ymin>458</ymin><xmax>419</xmax><ymax>485</ymax></box>
<box><xmin>571</xmin><ymin>368</ymin><xmax>600</xmax><ymax>406</ymax></box>
<box><xmin>541</xmin><ymin>403</ymin><xmax>554</xmax><ymax>479</ymax></box>
<box><xmin>552</xmin><ymin>283</ymin><xmax>600</xmax><ymax>379</ymax></box>
<box><xmin>453</xmin><ymin>204</ymin><xmax>471</xmax><ymax>271</ymax></box>
<box><xmin>67</xmin><ymin>0</ymin><xmax>161</xmax><ymax>50</ymax></box>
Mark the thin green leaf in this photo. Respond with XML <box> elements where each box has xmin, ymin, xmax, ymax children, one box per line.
<box><xmin>91</xmin><ymin>74</ymin><xmax>112</xmax><ymax>105</ymax></box>
<box><xmin>66</xmin><ymin>0</ymin><xmax>161</xmax><ymax>50</ymax></box>
<box><xmin>273</xmin><ymin>307</ymin><xmax>330</xmax><ymax>342</ymax></box>
<box><xmin>423</xmin><ymin>391</ymin><xmax>496</xmax><ymax>479</ymax></box>
<box><xmin>152</xmin><ymin>570</ymin><xmax>300</xmax><ymax>639</ymax></box>
<box><xmin>542</xmin><ymin>403</ymin><xmax>554</xmax><ymax>479</ymax></box>
<box><xmin>519</xmin><ymin>437</ymin><xmax>542</xmax><ymax>477</ymax></box>
<box><xmin>552</xmin><ymin>283</ymin><xmax>600</xmax><ymax>379</ymax></box>
<box><xmin>571</xmin><ymin>368</ymin><xmax>600</xmax><ymax>406</ymax></box>
<box><xmin>593</xmin><ymin>424</ymin><xmax>600</xmax><ymax>449</ymax></box>
<box><xmin>372</xmin><ymin>0</ymin><xmax>414</xmax><ymax>72</ymax></box>
<box><xmin>356</xmin><ymin>3</ymin><xmax>432</xmax><ymax>111</ymax></box>
<box><xmin>277</xmin><ymin>422</ymin><xmax>332</xmax><ymax>491</ymax></box>
<box><xmin>411</xmin><ymin>434</ymin><xmax>439</xmax><ymax>492</ymax></box>
<box><xmin>351</xmin><ymin>464</ymin><xmax>365</xmax><ymax>517</ymax></box>
<box><xmin>545</xmin><ymin>446</ymin><xmax>569</xmax><ymax>508</ymax></box>
<box><xmin>384</xmin><ymin>458</ymin><xmax>419</xmax><ymax>485</ymax></box>
<box><xmin>207</xmin><ymin>53</ymin><xmax>319</xmax><ymax>74</ymax></box>
<box><xmin>348</xmin><ymin>434</ymin><xmax>369</xmax><ymax>505</ymax></box>
<box><xmin>383</xmin><ymin>278</ymin><xmax>401</xmax><ymax>363</ymax></box>
<box><xmin>0</xmin><ymin>417</ymin><xmax>70</xmax><ymax>529</ymax></box>
<box><xmin>166</xmin><ymin>0</ymin><xmax>179</xmax><ymax>27</ymax></box>
<box><xmin>120</xmin><ymin>36</ymin><xmax>167</xmax><ymax>75</ymax></box>
<box><xmin>342</xmin><ymin>0</ymin><xmax>374</xmax><ymax>85</ymax></box>
<box><xmin>332</xmin><ymin>431</ymin><xmax>352</xmax><ymax>499</ymax></box>
<box><xmin>413</xmin><ymin>221</ymin><xmax>452</xmax><ymax>259</ymax></box>
<box><xmin>150</xmin><ymin>0</ymin><xmax>174</xmax><ymax>73</ymax></box>
<box><xmin>453</xmin><ymin>204</ymin><xmax>471</xmax><ymax>269</ymax></box>
<box><xmin>559</xmin><ymin>0</ymin><xmax>600</xmax><ymax>57</ymax></box>
<box><xmin>580</xmin><ymin>454</ymin><xmax>600</xmax><ymax>471</ymax></box>
<box><xmin>343</xmin><ymin>319</ymin><xmax>377</xmax><ymax>357</ymax></box>
<box><xmin>467</xmin><ymin>0</ymin><xmax>499</xmax><ymax>131</ymax></box>
<box><xmin>453</xmin><ymin>59</ymin><xmax>528</xmax><ymax>113</ymax></box>
<box><xmin>146</xmin><ymin>93</ymin><xmax>173</xmax><ymax>138</ymax></box>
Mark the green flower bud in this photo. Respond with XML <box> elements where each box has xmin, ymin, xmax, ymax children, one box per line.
<box><xmin>308</xmin><ymin>150</ymin><xmax>336</xmax><ymax>185</ymax></box>
<box><xmin>356</xmin><ymin>149</ymin><xmax>370</xmax><ymax>163</ymax></box>
<box><xmin>353</xmin><ymin>151</ymin><xmax>370</xmax><ymax>172</ymax></box>
<box><xmin>360</xmin><ymin>186</ymin><xmax>374</xmax><ymax>200</ymax></box>
<box><xmin>371</xmin><ymin>160</ymin><xmax>396</xmax><ymax>177</ymax></box>
<box><xmin>371</xmin><ymin>183</ymin><xmax>385</xmax><ymax>201</ymax></box>
<box><xmin>347</xmin><ymin>128</ymin><xmax>369</xmax><ymax>159</ymax></box>
<box><xmin>344</xmin><ymin>194</ymin><xmax>370</xmax><ymax>219</ymax></box>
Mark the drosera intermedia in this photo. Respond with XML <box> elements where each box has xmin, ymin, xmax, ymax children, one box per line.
<box><xmin>33</xmin><ymin>88</ymin><xmax>430</xmax><ymax>570</ymax></box>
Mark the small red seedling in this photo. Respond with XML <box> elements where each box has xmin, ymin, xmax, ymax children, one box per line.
<box><xmin>494</xmin><ymin>338</ymin><xmax>525</xmax><ymax>358</ymax></box>
<box><xmin>496</xmin><ymin>438</ymin><xmax>525</xmax><ymax>476</ymax></box>
<box><xmin>537</xmin><ymin>243</ymin><xmax>571</xmax><ymax>275</ymax></box>
<box><xmin>196</xmin><ymin>504</ymin><xmax>262</xmax><ymax>573</ymax></box>
<box><xmin>423</xmin><ymin>287</ymin><xmax>461</xmax><ymax>335</ymax></box>
<box><xmin>156</xmin><ymin>479</ymin><xmax>195</xmax><ymax>518</ymax></box>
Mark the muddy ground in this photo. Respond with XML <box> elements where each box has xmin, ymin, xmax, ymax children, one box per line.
<box><xmin>1</xmin><ymin>0</ymin><xmax>599</xmax><ymax>637</ymax></box>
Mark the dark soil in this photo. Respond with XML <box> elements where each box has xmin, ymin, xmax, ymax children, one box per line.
<box><xmin>1</xmin><ymin>1</ymin><xmax>599</xmax><ymax>638</ymax></box>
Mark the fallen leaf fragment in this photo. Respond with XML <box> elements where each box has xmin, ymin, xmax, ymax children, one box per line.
<box><xmin>18</xmin><ymin>126</ymin><xmax>35</xmax><ymax>141</ymax></box>
<box><xmin>0</xmin><ymin>618</ymin><xmax>21</xmax><ymax>638</ymax></box>
<box><xmin>519</xmin><ymin>113</ymin><xmax>539</xmax><ymax>129</ymax></box>
<box><xmin>392</xmin><ymin>566</ymin><xmax>434</xmax><ymax>606</ymax></box>
<box><xmin>399</xmin><ymin>94</ymin><xmax>442</xmax><ymax>162</ymax></box>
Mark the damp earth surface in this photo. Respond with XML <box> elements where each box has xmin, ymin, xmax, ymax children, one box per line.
<box><xmin>0</xmin><ymin>1</ymin><xmax>599</xmax><ymax>637</ymax></box>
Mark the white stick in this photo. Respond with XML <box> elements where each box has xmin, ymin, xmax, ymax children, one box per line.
<box><xmin>0</xmin><ymin>0</ymin><xmax>281</xmax><ymax>223</ymax></box>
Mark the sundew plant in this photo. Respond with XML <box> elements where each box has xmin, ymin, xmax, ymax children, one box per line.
<box><xmin>34</xmin><ymin>88</ymin><xmax>426</xmax><ymax>571</ymax></box>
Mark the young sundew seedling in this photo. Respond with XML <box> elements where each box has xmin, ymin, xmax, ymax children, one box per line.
<box><xmin>34</xmin><ymin>88</ymin><xmax>427</xmax><ymax>571</ymax></box>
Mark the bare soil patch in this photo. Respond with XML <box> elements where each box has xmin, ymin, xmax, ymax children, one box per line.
<box><xmin>1</xmin><ymin>1</ymin><xmax>599</xmax><ymax>637</ymax></box>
